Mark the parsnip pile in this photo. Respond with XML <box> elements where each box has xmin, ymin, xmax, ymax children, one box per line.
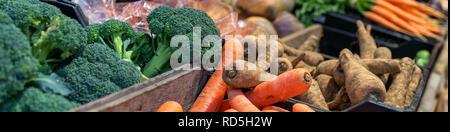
<box><xmin>313</xmin><ymin>21</ymin><xmax>423</xmax><ymax>111</ymax></box>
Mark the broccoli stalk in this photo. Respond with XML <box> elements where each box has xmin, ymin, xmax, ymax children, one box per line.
<box><xmin>142</xmin><ymin>42</ymin><xmax>173</xmax><ymax>77</ymax></box>
<box><xmin>100</xmin><ymin>20</ymin><xmax>134</xmax><ymax>62</ymax></box>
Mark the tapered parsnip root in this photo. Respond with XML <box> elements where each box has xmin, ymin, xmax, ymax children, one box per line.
<box><xmin>298</xmin><ymin>35</ymin><xmax>320</xmax><ymax>52</ymax></box>
<box><xmin>375</xmin><ymin>47</ymin><xmax>393</xmax><ymax>85</ymax></box>
<box><xmin>277</xmin><ymin>58</ymin><xmax>293</xmax><ymax>75</ymax></box>
<box><xmin>294</xmin><ymin>80</ymin><xmax>330</xmax><ymax>110</ymax></box>
<box><xmin>316</xmin><ymin>74</ymin><xmax>341</xmax><ymax>102</ymax></box>
<box><xmin>223</xmin><ymin>60</ymin><xmax>276</xmax><ymax>89</ymax></box>
<box><xmin>357</xmin><ymin>20</ymin><xmax>377</xmax><ymax>59</ymax></box>
<box><xmin>282</xmin><ymin>42</ymin><xmax>324</xmax><ymax>66</ymax></box>
<box><xmin>404</xmin><ymin>65</ymin><xmax>422</xmax><ymax>108</ymax></box>
<box><xmin>385</xmin><ymin>58</ymin><xmax>415</xmax><ymax>108</ymax></box>
<box><xmin>317</xmin><ymin>60</ymin><xmax>339</xmax><ymax>76</ymax></box>
<box><xmin>340</xmin><ymin>49</ymin><xmax>386</xmax><ymax>105</ymax></box>
<box><xmin>327</xmin><ymin>87</ymin><xmax>351</xmax><ymax>111</ymax></box>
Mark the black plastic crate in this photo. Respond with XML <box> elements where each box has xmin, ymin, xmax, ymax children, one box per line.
<box><xmin>41</xmin><ymin>0</ymin><xmax>89</xmax><ymax>27</ymax></box>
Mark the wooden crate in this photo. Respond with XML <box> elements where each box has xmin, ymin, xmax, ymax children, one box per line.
<box><xmin>71</xmin><ymin>65</ymin><xmax>208</xmax><ymax>112</ymax></box>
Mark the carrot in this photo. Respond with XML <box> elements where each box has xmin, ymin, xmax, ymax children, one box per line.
<box><xmin>219</xmin><ymin>100</ymin><xmax>231</xmax><ymax>112</ymax></box>
<box><xmin>422</xmin><ymin>24</ymin><xmax>445</xmax><ymax>35</ymax></box>
<box><xmin>375</xmin><ymin>0</ymin><xmax>426</xmax><ymax>24</ymax></box>
<box><xmin>292</xmin><ymin>103</ymin><xmax>315</xmax><ymax>112</ymax></box>
<box><xmin>189</xmin><ymin>39</ymin><xmax>244</xmax><ymax>112</ymax></box>
<box><xmin>224</xmin><ymin>109</ymin><xmax>239</xmax><ymax>112</ymax></box>
<box><xmin>245</xmin><ymin>68</ymin><xmax>313</xmax><ymax>108</ymax></box>
<box><xmin>384</xmin><ymin>0</ymin><xmax>445</xmax><ymax>18</ymax></box>
<box><xmin>228</xmin><ymin>88</ymin><xmax>261</xmax><ymax>112</ymax></box>
<box><xmin>410</xmin><ymin>22</ymin><xmax>444</xmax><ymax>41</ymax></box>
<box><xmin>261</xmin><ymin>110</ymin><xmax>279</xmax><ymax>112</ymax></box>
<box><xmin>157</xmin><ymin>101</ymin><xmax>183</xmax><ymax>112</ymax></box>
<box><xmin>371</xmin><ymin>5</ymin><xmax>427</xmax><ymax>41</ymax></box>
<box><xmin>262</xmin><ymin>105</ymin><xmax>290</xmax><ymax>112</ymax></box>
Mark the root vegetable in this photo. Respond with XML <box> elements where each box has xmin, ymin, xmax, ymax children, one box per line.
<box><xmin>340</xmin><ymin>49</ymin><xmax>386</xmax><ymax>105</ymax></box>
<box><xmin>404</xmin><ymin>65</ymin><xmax>422</xmax><ymax>108</ymax></box>
<box><xmin>298</xmin><ymin>35</ymin><xmax>320</xmax><ymax>52</ymax></box>
<box><xmin>360</xmin><ymin>59</ymin><xmax>401</xmax><ymax>75</ymax></box>
<box><xmin>157</xmin><ymin>101</ymin><xmax>183</xmax><ymax>112</ymax></box>
<box><xmin>317</xmin><ymin>60</ymin><xmax>339</xmax><ymax>76</ymax></box>
<box><xmin>385</xmin><ymin>58</ymin><xmax>415</xmax><ymax>108</ymax></box>
<box><xmin>293</xmin><ymin>80</ymin><xmax>329</xmax><ymax>110</ymax></box>
<box><xmin>228</xmin><ymin>88</ymin><xmax>261</xmax><ymax>112</ymax></box>
<box><xmin>277</xmin><ymin>58</ymin><xmax>293</xmax><ymax>75</ymax></box>
<box><xmin>236</xmin><ymin>0</ymin><xmax>284</xmax><ymax>19</ymax></box>
<box><xmin>327</xmin><ymin>87</ymin><xmax>351</xmax><ymax>111</ymax></box>
<box><xmin>273</xmin><ymin>12</ymin><xmax>305</xmax><ymax>38</ymax></box>
<box><xmin>316</xmin><ymin>74</ymin><xmax>340</xmax><ymax>102</ymax></box>
<box><xmin>189</xmin><ymin>39</ymin><xmax>244</xmax><ymax>112</ymax></box>
<box><xmin>292</xmin><ymin>103</ymin><xmax>315</xmax><ymax>112</ymax></box>
<box><xmin>282</xmin><ymin>42</ymin><xmax>324</xmax><ymax>66</ymax></box>
<box><xmin>333</xmin><ymin>65</ymin><xmax>345</xmax><ymax>87</ymax></box>
<box><xmin>245</xmin><ymin>68</ymin><xmax>313</xmax><ymax>108</ymax></box>
<box><xmin>224</xmin><ymin>109</ymin><xmax>239</xmax><ymax>112</ymax></box>
<box><xmin>357</xmin><ymin>21</ymin><xmax>377</xmax><ymax>59</ymax></box>
<box><xmin>294</xmin><ymin>61</ymin><xmax>317</xmax><ymax>77</ymax></box>
<box><xmin>223</xmin><ymin>60</ymin><xmax>276</xmax><ymax>89</ymax></box>
<box><xmin>375</xmin><ymin>47</ymin><xmax>393</xmax><ymax>85</ymax></box>
<box><xmin>262</xmin><ymin>105</ymin><xmax>290</xmax><ymax>112</ymax></box>
<box><xmin>246</xmin><ymin>16</ymin><xmax>278</xmax><ymax>35</ymax></box>
<box><xmin>291</xmin><ymin>52</ymin><xmax>306</xmax><ymax>67</ymax></box>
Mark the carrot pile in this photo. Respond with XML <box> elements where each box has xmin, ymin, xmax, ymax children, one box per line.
<box><xmin>357</xmin><ymin>0</ymin><xmax>445</xmax><ymax>42</ymax></box>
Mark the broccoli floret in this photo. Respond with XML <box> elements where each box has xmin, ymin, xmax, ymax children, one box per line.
<box><xmin>85</xmin><ymin>24</ymin><xmax>103</xmax><ymax>44</ymax></box>
<box><xmin>0</xmin><ymin>87</ymin><xmax>79</xmax><ymax>112</ymax></box>
<box><xmin>143</xmin><ymin>6</ymin><xmax>220</xmax><ymax>77</ymax></box>
<box><xmin>57</xmin><ymin>44</ymin><xmax>141</xmax><ymax>104</ymax></box>
<box><xmin>0</xmin><ymin>10</ymin><xmax>13</xmax><ymax>24</ymax></box>
<box><xmin>99</xmin><ymin>20</ymin><xmax>135</xmax><ymax>61</ymax></box>
<box><xmin>129</xmin><ymin>31</ymin><xmax>155</xmax><ymax>68</ymax></box>
<box><xmin>0</xmin><ymin>23</ymin><xmax>39</xmax><ymax>104</ymax></box>
<box><xmin>1</xmin><ymin>0</ymin><xmax>87</xmax><ymax>73</ymax></box>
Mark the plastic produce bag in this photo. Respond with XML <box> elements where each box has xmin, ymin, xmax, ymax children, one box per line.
<box><xmin>73</xmin><ymin>0</ymin><xmax>250</xmax><ymax>37</ymax></box>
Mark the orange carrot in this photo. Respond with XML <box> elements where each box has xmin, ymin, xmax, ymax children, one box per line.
<box><xmin>228</xmin><ymin>88</ymin><xmax>261</xmax><ymax>112</ymax></box>
<box><xmin>384</xmin><ymin>0</ymin><xmax>444</xmax><ymax>18</ymax></box>
<box><xmin>157</xmin><ymin>101</ymin><xmax>183</xmax><ymax>112</ymax></box>
<box><xmin>261</xmin><ymin>110</ymin><xmax>279</xmax><ymax>112</ymax></box>
<box><xmin>262</xmin><ymin>105</ymin><xmax>290</xmax><ymax>112</ymax></box>
<box><xmin>245</xmin><ymin>68</ymin><xmax>313</xmax><ymax>108</ymax></box>
<box><xmin>189</xmin><ymin>39</ymin><xmax>244</xmax><ymax>112</ymax></box>
<box><xmin>371</xmin><ymin>5</ymin><xmax>427</xmax><ymax>41</ymax></box>
<box><xmin>422</xmin><ymin>24</ymin><xmax>445</xmax><ymax>35</ymax></box>
<box><xmin>224</xmin><ymin>109</ymin><xmax>239</xmax><ymax>112</ymax></box>
<box><xmin>219</xmin><ymin>100</ymin><xmax>231</xmax><ymax>112</ymax></box>
<box><xmin>375</xmin><ymin>0</ymin><xmax>426</xmax><ymax>24</ymax></box>
<box><xmin>365</xmin><ymin>12</ymin><xmax>403</xmax><ymax>33</ymax></box>
<box><xmin>292</xmin><ymin>103</ymin><xmax>315</xmax><ymax>112</ymax></box>
<box><xmin>410</xmin><ymin>22</ymin><xmax>443</xmax><ymax>41</ymax></box>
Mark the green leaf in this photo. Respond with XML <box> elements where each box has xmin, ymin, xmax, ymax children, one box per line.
<box><xmin>29</xmin><ymin>73</ymin><xmax>72</xmax><ymax>96</ymax></box>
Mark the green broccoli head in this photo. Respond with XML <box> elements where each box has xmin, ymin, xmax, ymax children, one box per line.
<box><xmin>1</xmin><ymin>0</ymin><xmax>87</xmax><ymax>73</ymax></box>
<box><xmin>0</xmin><ymin>23</ymin><xmax>39</xmax><ymax>104</ymax></box>
<box><xmin>142</xmin><ymin>6</ymin><xmax>220</xmax><ymax>78</ymax></box>
<box><xmin>99</xmin><ymin>20</ymin><xmax>134</xmax><ymax>59</ymax></box>
<box><xmin>0</xmin><ymin>10</ymin><xmax>13</xmax><ymax>24</ymax></box>
<box><xmin>85</xmin><ymin>24</ymin><xmax>103</xmax><ymax>44</ymax></box>
<box><xmin>57</xmin><ymin>44</ymin><xmax>141</xmax><ymax>104</ymax></box>
<box><xmin>0</xmin><ymin>87</ymin><xmax>79</xmax><ymax>112</ymax></box>
<box><xmin>129</xmin><ymin>31</ymin><xmax>155</xmax><ymax>68</ymax></box>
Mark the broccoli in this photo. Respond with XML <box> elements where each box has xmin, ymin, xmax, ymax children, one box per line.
<box><xmin>85</xmin><ymin>24</ymin><xmax>103</xmax><ymax>44</ymax></box>
<box><xmin>0</xmin><ymin>87</ymin><xmax>79</xmax><ymax>112</ymax></box>
<box><xmin>57</xmin><ymin>44</ymin><xmax>141</xmax><ymax>104</ymax></box>
<box><xmin>99</xmin><ymin>20</ymin><xmax>135</xmax><ymax>61</ymax></box>
<box><xmin>0</xmin><ymin>10</ymin><xmax>13</xmax><ymax>24</ymax></box>
<box><xmin>0</xmin><ymin>22</ymin><xmax>39</xmax><ymax>104</ymax></box>
<box><xmin>0</xmin><ymin>0</ymin><xmax>87</xmax><ymax>73</ymax></box>
<box><xmin>129</xmin><ymin>31</ymin><xmax>155</xmax><ymax>69</ymax></box>
<box><xmin>143</xmin><ymin>6</ymin><xmax>221</xmax><ymax>77</ymax></box>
